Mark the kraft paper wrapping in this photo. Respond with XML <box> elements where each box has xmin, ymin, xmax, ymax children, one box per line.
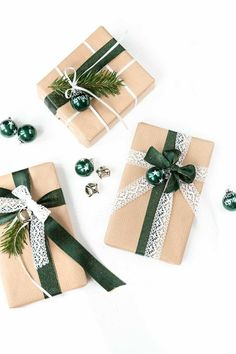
<box><xmin>37</xmin><ymin>26</ymin><xmax>155</xmax><ymax>147</ymax></box>
<box><xmin>105</xmin><ymin>122</ymin><xmax>214</xmax><ymax>264</ymax></box>
<box><xmin>0</xmin><ymin>163</ymin><xmax>87</xmax><ymax>308</ymax></box>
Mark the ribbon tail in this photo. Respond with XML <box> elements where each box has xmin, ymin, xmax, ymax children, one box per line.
<box><xmin>45</xmin><ymin>216</ymin><xmax>125</xmax><ymax>292</ymax></box>
<box><xmin>179</xmin><ymin>182</ymin><xmax>201</xmax><ymax>214</ymax></box>
<box><xmin>112</xmin><ymin>176</ymin><xmax>153</xmax><ymax>212</ymax></box>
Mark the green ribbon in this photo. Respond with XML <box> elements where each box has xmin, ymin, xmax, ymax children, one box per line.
<box><xmin>44</xmin><ymin>38</ymin><xmax>125</xmax><ymax>115</ymax></box>
<box><xmin>136</xmin><ymin>130</ymin><xmax>196</xmax><ymax>255</ymax></box>
<box><xmin>0</xmin><ymin>168</ymin><xmax>125</xmax><ymax>295</ymax></box>
<box><xmin>144</xmin><ymin>147</ymin><xmax>196</xmax><ymax>193</ymax></box>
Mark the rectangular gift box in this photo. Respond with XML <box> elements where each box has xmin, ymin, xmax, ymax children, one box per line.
<box><xmin>0</xmin><ymin>163</ymin><xmax>87</xmax><ymax>307</ymax></box>
<box><xmin>37</xmin><ymin>26</ymin><xmax>155</xmax><ymax>147</ymax></box>
<box><xmin>105</xmin><ymin>122</ymin><xmax>214</xmax><ymax>264</ymax></box>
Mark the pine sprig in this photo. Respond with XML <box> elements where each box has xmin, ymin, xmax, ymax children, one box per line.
<box><xmin>0</xmin><ymin>219</ymin><xmax>28</xmax><ymax>257</ymax></box>
<box><xmin>49</xmin><ymin>70</ymin><xmax>124</xmax><ymax>98</ymax></box>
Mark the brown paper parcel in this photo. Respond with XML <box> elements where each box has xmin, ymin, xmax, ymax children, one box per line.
<box><xmin>37</xmin><ymin>26</ymin><xmax>155</xmax><ymax>147</ymax></box>
<box><xmin>0</xmin><ymin>163</ymin><xmax>87</xmax><ymax>308</ymax></box>
<box><xmin>105</xmin><ymin>122</ymin><xmax>214</xmax><ymax>264</ymax></box>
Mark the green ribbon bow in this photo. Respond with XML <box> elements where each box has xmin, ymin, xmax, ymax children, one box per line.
<box><xmin>144</xmin><ymin>146</ymin><xmax>196</xmax><ymax>193</ymax></box>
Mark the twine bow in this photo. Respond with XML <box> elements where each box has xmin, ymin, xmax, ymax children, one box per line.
<box><xmin>63</xmin><ymin>67</ymin><xmax>128</xmax><ymax>129</ymax></box>
<box><xmin>0</xmin><ymin>185</ymin><xmax>50</xmax><ymax>269</ymax></box>
<box><xmin>144</xmin><ymin>146</ymin><xmax>196</xmax><ymax>193</ymax></box>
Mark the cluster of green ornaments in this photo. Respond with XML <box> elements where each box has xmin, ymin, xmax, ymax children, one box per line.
<box><xmin>0</xmin><ymin>118</ymin><xmax>37</xmax><ymax>143</ymax></box>
<box><xmin>75</xmin><ymin>158</ymin><xmax>111</xmax><ymax>197</ymax></box>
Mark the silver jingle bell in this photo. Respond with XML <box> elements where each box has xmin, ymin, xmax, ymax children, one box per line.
<box><xmin>96</xmin><ymin>166</ymin><xmax>111</xmax><ymax>179</ymax></box>
<box><xmin>17</xmin><ymin>209</ymin><xmax>32</xmax><ymax>223</ymax></box>
<box><xmin>85</xmin><ymin>183</ymin><xmax>99</xmax><ymax>197</ymax></box>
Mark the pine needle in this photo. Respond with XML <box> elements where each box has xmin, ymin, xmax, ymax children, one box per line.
<box><xmin>0</xmin><ymin>219</ymin><xmax>28</xmax><ymax>257</ymax></box>
<box><xmin>49</xmin><ymin>70</ymin><xmax>124</xmax><ymax>98</ymax></box>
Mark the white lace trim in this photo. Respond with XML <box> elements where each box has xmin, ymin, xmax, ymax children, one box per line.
<box><xmin>144</xmin><ymin>192</ymin><xmax>173</xmax><ymax>259</ymax></box>
<box><xmin>179</xmin><ymin>182</ymin><xmax>201</xmax><ymax>214</ymax></box>
<box><xmin>175</xmin><ymin>132</ymin><xmax>191</xmax><ymax>164</ymax></box>
<box><xmin>30</xmin><ymin>215</ymin><xmax>49</xmax><ymax>269</ymax></box>
<box><xmin>195</xmin><ymin>166</ymin><xmax>207</xmax><ymax>182</ymax></box>
<box><xmin>0</xmin><ymin>197</ymin><xmax>24</xmax><ymax>213</ymax></box>
<box><xmin>112</xmin><ymin>176</ymin><xmax>152</xmax><ymax>212</ymax></box>
<box><xmin>127</xmin><ymin>149</ymin><xmax>151</xmax><ymax>169</ymax></box>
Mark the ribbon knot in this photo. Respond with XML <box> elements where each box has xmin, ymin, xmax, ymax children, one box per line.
<box><xmin>12</xmin><ymin>185</ymin><xmax>50</xmax><ymax>223</ymax></box>
<box><xmin>63</xmin><ymin>67</ymin><xmax>79</xmax><ymax>99</ymax></box>
<box><xmin>144</xmin><ymin>146</ymin><xmax>196</xmax><ymax>193</ymax></box>
<box><xmin>62</xmin><ymin>66</ymin><xmax>128</xmax><ymax>130</ymax></box>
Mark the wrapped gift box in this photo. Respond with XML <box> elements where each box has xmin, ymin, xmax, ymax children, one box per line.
<box><xmin>105</xmin><ymin>122</ymin><xmax>214</xmax><ymax>264</ymax></box>
<box><xmin>37</xmin><ymin>26</ymin><xmax>155</xmax><ymax>147</ymax></box>
<box><xmin>0</xmin><ymin>163</ymin><xmax>87</xmax><ymax>307</ymax></box>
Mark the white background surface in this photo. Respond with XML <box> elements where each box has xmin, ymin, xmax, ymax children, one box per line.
<box><xmin>0</xmin><ymin>1</ymin><xmax>235</xmax><ymax>353</ymax></box>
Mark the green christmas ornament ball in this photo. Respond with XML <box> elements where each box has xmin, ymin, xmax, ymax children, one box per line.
<box><xmin>18</xmin><ymin>125</ymin><xmax>37</xmax><ymax>143</ymax></box>
<box><xmin>71</xmin><ymin>92</ymin><xmax>90</xmax><ymax>112</ymax></box>
<box><xmin>222</xmin><ymin>190</ymin><xmax>236</xmax><ymax>211</ymax></box>
<box><xmin>75</xmin><ymin>158</ymin><xmax>94</xmax><ymax>177</ymax></box>
<box><xmin>146</xmin><ymin>167</ymin><xmax>165</xmax><ymax>186</ymax></box>
<box><xmin>0</xmin><ymin>118</ymin><xmax>18</xmax><ymax>137</ymax></box>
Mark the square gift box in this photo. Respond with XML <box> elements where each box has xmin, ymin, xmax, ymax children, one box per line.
<box><xmin>0</xmin><ymin>163</ymin><xmax>124</xmax><ymax>308</ymax></box>
<box><xmin>37</xmin><ymin>26</ymin><xmax>155</xmax><ymax>147</ymax></box>
<box><xmin>105</xmin><ymin>122</ymin><xmax>214</xmax><ymax>264</ymax></box>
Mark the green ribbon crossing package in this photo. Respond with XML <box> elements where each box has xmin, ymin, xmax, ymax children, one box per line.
<box><xmin>105</xmin><ymin>122</ymin><xmax>214</xmax><ymax>265</ymax></box>
<box><xmin>37</xmin><ymin>26</ymin><xmax>155</xmax><ymax>147</ymax></box>
<box><xmin>0</xmin><ymin>162</ymin><xmax>125</xmax><ymax>308</ymax></box>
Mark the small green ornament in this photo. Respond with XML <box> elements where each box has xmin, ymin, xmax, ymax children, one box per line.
<box><xmin>18</xmin><ymin>125</ymin><xmax>37</xmax><ymax>143</ymax></box>
<box><xmin>222</xmin><ymin>190</ymin><xmax>236</xmax><ymax>211</ymax></box>
<box><xmin>0</xmin><ymin>118</ymin><xmax>18</xmax><ymax>137</ymax></box>
<box><xmin>75</xmin><ymin>158</ymin><xmax>94</xmax><ymax>177</ymax></box>
<box><xmin>71</xmin><ymin>92</ymin><xmax>90</xmax><ymax>112</ymax></box>
<box><xmin>146</xmin><ymin>167</ymin><xmax>165</xmax><ymax>186</ymax></box>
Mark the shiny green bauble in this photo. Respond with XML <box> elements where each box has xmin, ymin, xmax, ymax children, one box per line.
<box><xmin>222</xmin><ymin>190</ymin><xmax>236</xmax><ymax>211</ymax></box>
<box><xmin>146</xmin><ymin>167</ymin><xmax>165</xmax><ymax>186</ymax></box>
<box><xmin>18</xmin><ymin>125</ymin><xmax>37</xmax><ymax>143</ymax></box>
<box><xmin>70</xmin><ymin>93</ymin><xmax>90</xmax><ymax>112</ymax></box>
<box><xmin>0</xmin><ymin>118</ymin><xmax>18</xmax><ymax>137</ymax></box>
<box><xmin>75</xmin><ymin>158</ymin><xmax>94</xmax><ymax>177</ymax></box>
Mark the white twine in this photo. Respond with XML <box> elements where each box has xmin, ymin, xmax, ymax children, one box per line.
<box><xmin>84</xmin><ymin>40</ymin><xmax>137</xmax><ymax>105</ymax></box>
<box><xmin>55</xmin><ymin>31</ymin><xmax>137</xmax><ymax>129</ymax></box>
<box><xmin>63</xmin><ymin>66</ymin><xmax>128</xmax><ymax>129</ymax></box>
<box><xmin>14</xmin><ymin>219</ymin><xmax>53</xmax><ymax>299</ymax></box>
<box><xmin>0</xmin><ymin>186</ymin><xmax>53</xmax><ymax>298</ymax></box>
<box><xmin>82</xmin><ymin>30</ymin><xmax>127</xmax><ymax>75</ymax></box>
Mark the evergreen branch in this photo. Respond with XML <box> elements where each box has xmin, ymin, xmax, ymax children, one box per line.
<box><xmin>49</xmin><ymin>70</ymin><xmax>124</xmax><ymax>98</ymax></box>
<box><xmin>0</xmin><ymin>219</ymin><xmax>28</xmax><ymax>257</ymax></box>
